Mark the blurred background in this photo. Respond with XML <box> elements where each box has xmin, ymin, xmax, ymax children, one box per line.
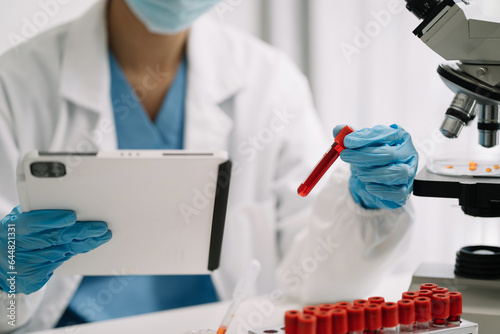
<box><xmin>1</xmin><ymin>0</ymin><xmax>499</xmax><ymax>286</ymax></box>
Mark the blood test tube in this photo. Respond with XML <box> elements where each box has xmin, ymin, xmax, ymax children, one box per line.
<box><xmin>319</xmin><ymin>303</ymin><xmax>336</xmax><ymax>311</ymax></box>
<box><xmin>331</xmin><ymin>309</ymin><xmax>348</xmax><ymax>334</ymax></box>
<box><xmin>364</xmin><ymin>304</ymin><xmax>382</xmax><ymax>334</ymax></box>
<box><xmin>303</xmin><ymin>306</ymin><xmax>319</xmax><ymax>315</ymax></box>
<box><xmin>381</xmin><ymin>302</ymin><xmax>398</xmax><ymax>334</ymax></box>
<box><xmin>298</xmin><ymin>125</ymin><xmax>354</xmax><ymax>197</ymax></box>
<box><xmin>298</xmin><ymin>314</ymin><xmax>316</xmax><ymax>334</ymax></box>
<box><xmin>432</xmin><ymin>287</ymin><xmax>449</xmax><ymax>295</ymax></box>
<box><xmin>420</xmin><ymin>283</ymin><xmax>437</xmax><ymax>291</ymax></box>
<box><xmin>402</xmin><ymin>292</ymin><xmax>419</xmax><ymax>300</ymax></box>
<box><xmin>417</xmin><ymin>289</ymin><xmax>433</xmax><ymax>298</ymax></box>
<box><xmin>316</xmin><ymin>310</ymin><xmax>333</xmax><ymax>334</ymax></box>
<box><xmin>334</xmin><ymin>302</ymin><xmax>352</xmax><ymax>310</ymax></box>
<box><xmin>285</xmin><ymin>310</ymin><xmax>301</xmax><ymax>334</ymax></box>
<box><xmin>447</xmin><ymin>292</ymin><xmax>463</xmax><ymax>326</ymax></box>
<box><xmin>368</xmin><ymin>297</ymin><xmax>385</xmax><ymax>305</ymax></box>
<box><xmin>431</xmin><ymin>294</ymin><xmax>450</xmax><ymax>327</ymax></box>
<box><xmin>352</xmin><ymin>299</ymin><xmax>368</xmax><ymax>308</ymax></box>
<box><xmin>346</xmin><ymin>306</ymin><xmax>365</xmax><ymax>334</ymax></box>
<box><xmin>398</xmin><ymin>299</ymin><xmax>415</xmax><ymax>332</ymax></box>
<box><xmin>414</xmin><ymin>297</ymin><xmax>432</xmax><ymax>329</ymax></box>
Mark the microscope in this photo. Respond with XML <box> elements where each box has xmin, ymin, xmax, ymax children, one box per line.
<box><xmin>405</xmin><ymin>0</ymin><xmax>500</xmax><ymax>331</ymax></box>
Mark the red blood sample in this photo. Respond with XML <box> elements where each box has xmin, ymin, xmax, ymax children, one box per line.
<box><xmin>447</xmin><ymin>292</ymin><xmax>463</xmax><ymax>323</ymax></box>
<box><xmin>432</xmin><ymin>287</ymin><xmax>449</xmax><ymax>295</ymax></box>
<box><xmin>398</xmin><ymin>299</ymin><xmax>415</xmax><ymax>325</ymax></box>
<box><xmin>316</xmin><ymin>311</ymin><xmax>333</xmax><ymax>334</ymax></box>
<box><xmin>298</xmin><ymin>125</ymin><xmax>354</xmax><ymax>197</ymax></box>
<box><xmin>353</xmin><ymin>299</ymin><xmax>368</xmax><ymax>308</ymax></box>
<box><xmin>334</xmin><ymin>302</ymin><xmax>352</xmax><ymax>310</ymax></box>
<box><xmin>381</xmin><ymin>302</ymin><xmax>399</xmax><ymax>328</ymax></box>
<box><xmin>368</xmin><ymin>297</ymin><xmax>385</xmax><ymax>305</ymax></box>
<box><xmin>303</xmin><ymin>306</ymin><xmax>319</xmax><ymax>315</ymax></box>
<box><xmin>418</xmin><ymin>290</ymin><xmax>433</xmax><ymax>298</ymax></box>
<box><xmin>402</xmin><ymin>292</ymin><xmax>419</xmax><ymax>300</ymax></box>
<box><xmin>432</xmin><ymin>294</ymin><xmax>450</xmax><ymax>327</ymax></box>
<box><xmin>420</xmin><ymin>283</ymin><xmax>438</xmax><ymax>291</ymax></box>
<box><xmin>298</xmin><ymin>314</ymin><xmax>317</xmax><ymax>334</ymax></box>
<box><xmin>415</xmin><ymin>297</ymin><xmax>432</xmax><ymax>322</ymax></box>
<box><xmin>331</xmin><ymin>309</ymin><xmax>348</xmax><ymax>334</ymax></box>
<box><xmin>365</xmin><ymin>304</ymin><xmax>382</xmax><ymax>331</ymax></box>
<box><xmin>319</xmin><ymin>304</ymin><xmax>337</xmax><ymax>311</ymax></box>
<box><xmin>285</xmin><ymin>310</ymin><xmax>301</xmax><ymax>334</ymax></box>
<box><xmin>347</xmin><ymin>306</ymin><xmax>365</xmax><ymax>332</ymax></box>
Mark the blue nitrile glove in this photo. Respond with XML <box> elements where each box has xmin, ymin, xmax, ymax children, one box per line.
<box><xmin>0</xmin><ymin>206</ymin><xmax>112</xmax><ymax>294</ymax></box>
<box><xmin>333</xmin><ymin>124</ymin><xmax>418</xmax><ymax>210</ymax></box>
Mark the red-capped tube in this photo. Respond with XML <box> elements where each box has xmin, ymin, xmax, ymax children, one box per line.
<box><xmin>331</xmin><ymin>309</ymin><xmax>348</xmax><ymax>334</ymax></box>
<box><xmin>303</xmin><ymin>306</ymin><xmax>319</xmax><ymax>315</ymax></box>
<box><xmin>420</xmin><ymin>283</ymin><xmax>437</xmax><ymax>291</ymax></box>
<box><xmin>398</xmin><ymin>299</ymin><xmax>415</xmax><ymax>332</ymax></box>
<box><xmin>319</xmin><ymin>303</ymin><xmax>337</xmax><ymax>311</ymax></box>
<box><xmin>368</xmin><ymin>297</ymin><xmax>385</xmax><ymax>305</ymax></box>
<box><xmin>447</xmin><ymin>292</ymin><xmax>463</xmax><ymax>325</ymax></box>
<box><xmin>432</xmin><ymin>294</ymin><xmax>450</xmax><ymax>327</ymax></box>
<box><xmin>432</xmin><ymin>287</ymin><xmax>449</xmax><ymax>295</ymax></box>
<box><xmin>298</xmin><ymin>314</ymin><xmax>316</xmax><ymax>334</ymax></box>
<box><xmin>414</xmin><ymin>297</ymin><xmax>431</xmax><ymax>329</ymax></box>
<box><xmin>334</xmin><ymin>302</ymin><xmax>352</xmax><ymax>310</ymax></box>
<box><xmin>347</xmin><ymin>306</ymin><xmax>365</xmax><ymax>333</ymax></box>
<box><xmin>353</xmin><ymin>299</ymin><xmax>368</xmax><ymax>308</ymax></box>
<box><xmin>381</xmin><ymin>302</ymin><xmax>399</xmax><ymax>329</ymax></box>
<box><xmin>402</xmin><ymin>292</ymin><xmax>419</xmax><ymax>300</ymax></box>
<box><xmin>285</xmin><ymin>310</ymin><xmax>301</xmax><ymax>334</ymax></box>
<box><xmin>316</xmin><ymin>311</ymin><xmax>333</xmax><ymax>334</ymax></box>
<box><xmin>365</xmin><ymin>304</ymin><xmax>382</xmax><ymax>331</ymax></box>
<box><xmin>417</xmin><ymin>290</ymin><xmax>433</xmax><ymax>298</ymax></box>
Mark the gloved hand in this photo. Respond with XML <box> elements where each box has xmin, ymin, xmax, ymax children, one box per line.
<box><xmin>333</xmin><ymin>124</ymin><xmax>418</xmax><ymax>210</ymax></box>
<box><xmin>0</xmin><ymin>206</ymin><xmax>112</xmax><ymax>295</ymax></box>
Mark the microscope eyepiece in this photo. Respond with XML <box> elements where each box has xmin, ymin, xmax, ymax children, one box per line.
<box><xmin>405</xmin><ymin>0</ymin><xmax>443</xmax><ymax>19</ymax></box>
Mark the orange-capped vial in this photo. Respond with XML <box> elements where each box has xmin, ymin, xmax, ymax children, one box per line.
<box><xmin>303</xmin><ymin>306</ymin><xmax>319</xmax><ymax>315</ymax></box>
<box><xmin>432</xmin><ymin>287</ymin><xmax>449</xmax><ymax>295</ymax></box>
<box><xmin>353</xmin><ymin>299</ymin><xmax>368</xmax><ymax>308</ymax></box>
<box><xmin>398</xmin><ymin>299</ymin><xmax>415</xmax><ymax>332</ymax></box>
<box><xmin>285</xmin><ymin>310</ymin><xmax>301</xmax><ymax>334</ymax></box>
<box><xmin>414</xmin><ymin>297</ymin><xmax>432</xmax><ymax>329</ymax></box>
<box><xmin>319</xmin><ymin>303</ymin><xmax>336</xmax><ymax>311</ymax></box>
<box><xmin>402</xmin><ymin>292</ymin><xmax>419</xmax><ymax>300</ymax></box>
<box><xmin>298</xmin><ymin>314</ymin><xmax>316</xmax><ymax>334</ymax></box>
<box><xmin>347</xmin><ymin>306</ymin><xmax>365</xmax><ymax>334</ymax></box>
<box><xmin>382</xmin><ymin>302</ymin><xmax>399</xmax><ymax>332</ymax></box>
<box><xmin>334</xmin><ymin>302</ymin><xmax>352</xmax><ymax>310</ymax></box>
<box><xmin>368</xmin><ymin>297</ymin><xmax>385</xmax><ymax>305</ymax></box>
<box><xmin>420</xmin><ymin>283</ymin><xmax>437</xmax><ymax>291</ymax></box>
<box><xmin>364</xmin><ymin>304</ymin><xmax>382</xmax><ymax>334</ymax></box>
<box><xmin>418</xmin><ymin>290</ymin><xmax>433</xmax><ymax>298</ymax></box>
<box><xmin>316</xmin><ymin>311</ymin><xmax>332</xmax><ymax>334</ymax></box>
<box><xmin>447</xmin><ymin>292</ymin><xmax>463</xmax><ymax>326</ymax></box>
<box><xmin>331</xmin><ymin>309</ymin><xmax>348</xmax><ymax>334</ymax></box>
<box><xmin>432</xmin><ymin>294</ymin><xmax>450</xmax><ymax>327</ymax></box>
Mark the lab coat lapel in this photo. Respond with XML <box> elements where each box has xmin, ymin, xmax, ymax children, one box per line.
<box><xmin>184</xmin><ymin>17</ymin><xmax>244</xmax><ymax>151</ymax></box>
<box><xmin>58</xmin><ymin>0</ymin><xmax>117</xmax><ymax>151</ymax></box>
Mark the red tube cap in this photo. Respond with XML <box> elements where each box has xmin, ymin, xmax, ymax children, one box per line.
<box><xmin>331</xmin><ymin>309</ymin><xmax>348</xmax><ymax>334</ymax></box>
<box><xmin>298</xmin><ymin>314</ymin><xmax>316</xmax><ymax>334</ymax></box>
<box><xmin>347</xmin><ymin>306</ymin><xmax>365</xmax><ymax>332</ymax></box>
<box><xmin>420</xmin><ymin>283</ymin><xmax>438</xmax><ymax>290</ymax></box>
<box><xmin>382</xmin><ymin>302</ymin><xmax>399</xmax><ymax>328</ymax></box>
<box><xmin>285</xmin><ymin>310</ymin><xmax>300</xmax><ymax>334</ymax></box>
<box><xmin>316</xmin><ymin>311</ymin><xmax>332</xmax><ymax>334</ymax></box>
<box><xmin>418</xmin><ymin>289</ymin><xmax>433</xmax><ymax>298</ymax></box>
<box><xmin>365</xmin><ymin>304</ymin><xmax>382</xmax><ymax>330</ymax></box>
<box><xmin>368</xmin><ymin>296</ymin><xmax>385</xmax><ymax>305</ymax></box>
<box><xmin>432</xmin><ymin>287</ymin><xmax>449</xmax><ymax>295</ymax></box>
<box><xmin>402</xmin><ymin>291</ymin><xmax>419</xmax><ymax>300</ymax></box>
<box><xmin>398</xmin><ymin>299</ymin><xmax>415</xmax><ymax>325</ymax></box>
<box><xmin>319</xmin><ymin>303</ymin><xmax>336</xmax><ymax>311</ymax></box>
<box><xmin>334</xmin><ymin>302</ymin><xmax>352</xmax><ymax>310</ymax></box>
<box><xmin>447</xmin><ymin>292</ymin><xmax>463</xmax><ymax>317</ymax></box>
<box><xmin>353</xmin><ymin>299</ymin><xmax>368</xmax><ymax>308</ymax></box>
<box><xmin>303</xmin><ymin>306</ymin><xmax>319</xmax><ymax>315</ymax></box>
<box><xmin>432</xmin><ymin>294</ymin><xmax>450</xmax><ymax>319</ymax></box>
<box><xmin>414</xmin><ymin>297</ymin><xmax>432</xmax><ymax>322</ymax></box>
<box><xmin>335</xmin><ymin>125</ymin><xmax>355</xmax><ymax>147</ymax></box>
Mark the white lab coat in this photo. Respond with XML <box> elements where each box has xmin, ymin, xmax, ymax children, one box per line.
<box><xmin>0</xmin><ymin>1</ymin><xmax>414</xmax><ymax>332</ymax></box>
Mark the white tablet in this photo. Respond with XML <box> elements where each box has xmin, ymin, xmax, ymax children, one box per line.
<box><xmin>16</xmin><ymin>151</ymin><xmax>231</xmax><ymax>276</ymax></box>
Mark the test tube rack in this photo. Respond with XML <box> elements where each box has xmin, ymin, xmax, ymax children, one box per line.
<box><xmin>249</xmin><ymin>318</ymin><xmax>478</xmax><ymax>334</ymax></box>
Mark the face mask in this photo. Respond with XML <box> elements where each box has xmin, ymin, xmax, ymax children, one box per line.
<box><xmin>125</xmin><ymin>0</ymin><xmax>221</xmax><ymax>35</ymax></box>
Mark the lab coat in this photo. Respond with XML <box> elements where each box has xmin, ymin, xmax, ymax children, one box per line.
<box><xmin>0</xmin><ymin>1</ymin><xmax>414</xmax><ymax>332</ymax></box>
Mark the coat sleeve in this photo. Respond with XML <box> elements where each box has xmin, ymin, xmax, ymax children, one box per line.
<box><xmin>271</xmin><ymin>56</ymin><xmax>415</xmax><ymax>303</ymax></box>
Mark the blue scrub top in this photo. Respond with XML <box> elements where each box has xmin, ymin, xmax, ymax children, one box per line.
<box><xmin>56</xmin><ymin>53</ymin><xmax>218</xmax><ymax>326</ymax></box>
